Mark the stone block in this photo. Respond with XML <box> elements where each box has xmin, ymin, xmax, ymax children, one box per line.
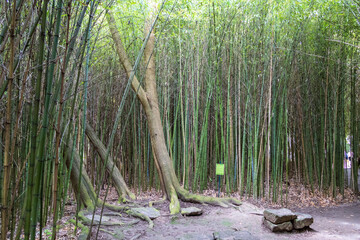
<box><xmin>181</xmin><ymin>207</ymin><xmax>203</xmax><ymax>216</ymax></box>
<box><xmin>84</xmin><ymin>214</ymin><xmax>110</xmax><ymax>223</ymax></box>
<box><xmin>293</xmin><ymin>213</ymin><xmax>313</xmax><ymax>229</ymax></box>
<box><xmin>263</xmin><ymin>208</ymin><xmax>297</xmax><ymax>224</ymax></box>
<box><xmin>131</xmin><ymin>207</ymin><xmax>160</xmax><ymax>219</ymax></box>
<box><xmin>263</xmin><ymin>217</ymin><xmax>293</xmax><ymax>232</ymax></box>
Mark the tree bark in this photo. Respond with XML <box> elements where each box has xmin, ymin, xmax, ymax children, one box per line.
<box><xmin>65</xmin><ymin>144</ymin><xmax>96</xmax><ymax>210</ymax></box>
<box><xmin>106</xmin><ymin>5</ymin><xmax>241</xmax><ymax>214</ymax></box>
<box><xmin>85</xmin><ymin>123</ymin><xmax>135</xmax><ymax>202</ymax></box>
<box><xmin>1</xmin><ymin>0</ymin><xmax>17</xmax><ymax>237</ymax></box>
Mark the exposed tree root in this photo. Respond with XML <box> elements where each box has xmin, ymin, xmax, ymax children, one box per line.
<box><xmin>165</xmin><ymin>182</ymin><xmax>242</xmax><ymax>214</ymax></box>
<box><xmin>77</xmin><ymin>210</ymin><xmax>140</xmax><ymax>226</ymax></box>
<box><xmin>99</xmin><ymin>228</ymin><xmax>127</xmax><ymax>239</ymax></box>
<box><xmin>164</xmin><ymin>184</ymin><xmax>242</xmax><ymax>214</ymax></box>
<box><xmin>103</xmin><ymin>203</ymin><xmax>154</xmax><ymax>229</ymax></box>
<box><xmin>99</xmin><ymin>229</ymin><xmax>116</xmax><ymax>237</ymax></box>
<box><xmin>164</xmin><ymin>171</ymin><xmax>242</xmax><ymax>214</ymax></box>
<box><xmin>149</xmin><ymin>195</ymin><xmax>166</xmax><ymax>207</ymax></box>
<box><xmin>157</xmin><ymin>160</ymin><xmax>242</xmax><ymax>214</ymax></box>
<box><xmin>69</xmin><ymin>218</ymin><xmax>89</xmax><ymax>240</ymax></box>
<box><xmin>177</xmin><ymin>188</ymin><xmax>242</xmax><ymax>208</ymax></box>
<box><xmin>125</xmin><ymin>209</ymin><xmax>154</xmax><ymax>229</ymax></box>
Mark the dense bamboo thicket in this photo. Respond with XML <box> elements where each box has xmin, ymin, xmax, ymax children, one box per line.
<box><xmin>0</xmin><ymin>0</ymin><xmax>359</xmax><ymax>239</ymax></box>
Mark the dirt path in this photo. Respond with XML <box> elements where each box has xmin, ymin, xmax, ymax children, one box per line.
<box><xmin>89</xmin><ymin>200</ymin><xmax>360</xmax><ymax>240</ymax></box>
<box><xmin>293</xmin><ymin>202</ymin><xmax>360</xmax><ymax>240</ymax></box>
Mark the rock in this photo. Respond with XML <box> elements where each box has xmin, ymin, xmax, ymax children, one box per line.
<box><xmin>263</xmin><ymin>218</ymin><xmax>293</xmax><ymax>232</ymax></box>
<box><xmin>237</xmin><ymin>202</ymin><xmax>262</xmax><ymax>214</ymax></box>
<box><xmin>293</xmin><ymin>213</ymin><xmax>313</xmax><ymax>229</ymax></box>
<box><xmin>84</xmin><ymin>214</ymin><xmax>110</xmax><ymax>223</ymax></box>
<box><xmin>263</xmin><ymin>208</ymin><xmax>297</xmax><ymax>224</ymax></box>
<box><xmin>131</xmin><ymin>207</ymin><xmax>160</xmax><ymax>219</ymax></box>
<box><xmin>213</xmin><ymin>230</ymin><xmax>259</xmax><ymax>240</ymax></box>
<box><xmin>181</xmin><ymin>207</ymin><xmax>203</xmax><ymax>216</ymax></box>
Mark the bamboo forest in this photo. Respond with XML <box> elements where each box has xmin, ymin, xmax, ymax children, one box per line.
<box><xmin>0</xmin><ymin>0</ymin><xmax>360</xmax><ymax>239</ymax></box>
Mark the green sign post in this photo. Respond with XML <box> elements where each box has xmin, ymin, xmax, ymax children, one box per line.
<box><xmin>216</xmin><ymin>163</ymin><xmax>224</xmax><ymax>197</ymax></box>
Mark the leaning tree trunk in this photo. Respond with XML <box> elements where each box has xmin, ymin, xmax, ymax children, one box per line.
<box><xmin>85</xmin><ymin>123</ymin><xmax>135</xmax><ymax>202</ymax></box>
<box><xmin>63</xmin><ymin>140</ymin><xmax>153</xmax><ymax>228</ymax></box>
<box><xmin>107</xmin><ymin>3</ymin><xmax>241</xmax><ymax>214</ymax></box>
<box><xmin>65</xmin><ymin>139</ymin><xmax>97</xmax><ymax>210</ymax></box>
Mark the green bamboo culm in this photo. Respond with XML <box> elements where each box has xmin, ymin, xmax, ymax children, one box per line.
<box><xmin>1</xmin><ymin>0</ymin><xmax>18</xmax><ymax>238</ymax></box>
<box><xmin>75</xmin><ymin>0</ymin><xmax>95</xmax><ymax>230</ymax></box>
<box><xmin>0</xmin><ymin>1</ymin><xmax>360</xmax><ymax>238</ymax></box>
<box><xmin>23</xmin><ymin>0</ymin><xmax>49</xmax><ymax>238</ymax></box>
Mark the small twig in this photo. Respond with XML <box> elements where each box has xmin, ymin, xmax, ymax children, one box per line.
<box><xmin>249</xmin><ymin>212</ymin><xmax>263</xmax><ymax>216</ymax></box>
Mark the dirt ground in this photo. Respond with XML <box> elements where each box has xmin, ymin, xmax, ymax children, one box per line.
<box><xmin>80</xmin><ymin>199</ymin><xmax>360</xmax><ymax>240</ymax></box>
<box><xmin>47</xmin><ymin>174</ymin><xmax>360</xmax><ymax>240</ymax></box>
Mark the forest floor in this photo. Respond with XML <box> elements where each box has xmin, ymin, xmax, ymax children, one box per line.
<box><xmin>83</xmin><ymin>200</ymin><xmax>360</xmax><ymax>240</ymax></box>
<box><xmin>52</xmin><ymin>197</ymin><xmax>360</xmax><ymax>240</ymax></box>
<box><xmin>42</xmin><ymin>173</ymin><xmax>360</xmax><ymax>240</ymax></box>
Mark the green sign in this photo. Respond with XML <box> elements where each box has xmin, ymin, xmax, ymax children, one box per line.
<box><xmin>216</xmin><ymin>164</ymin><xmax>224</xmax><ymax>175</ymax></box>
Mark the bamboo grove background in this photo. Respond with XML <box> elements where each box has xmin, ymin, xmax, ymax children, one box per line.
<box><xmin>0</xmin><ymin>0</ymin><xmax>359</xmax><ymax>239</ymax></box>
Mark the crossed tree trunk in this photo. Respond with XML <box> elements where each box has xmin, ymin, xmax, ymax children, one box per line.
<box><xmin>106</xmin><ymin>2</ymin><xmax>241</xmax><ymax>214</ymax></box>
<box><xmin>85</xmin><ymin>123</ymin><xmax>135</xmax><ymax>202</ymax></box>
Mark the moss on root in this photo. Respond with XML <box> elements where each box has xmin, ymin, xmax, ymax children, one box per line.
<box><xmin>169</xmin><ymin>188</ymin><xmax>181</xmax><ymax>215</ymax></box>
<box><xmin>149</xmin><ymin>196</ymin><xmax>166</xmax><ymax>207</ymax></box>
<box><xmin>125</xmin><ymin>209</ymin><xmax>154</xmax><ymax>229</ymax></box>
<box><xmin>178</xmin><ymin>186</ymin><xmax>241</xmax><ymax>206</ymax></box>
<box><xmin>103</xmin><ymin>203</ymin><xmax>154</xmax><ymax>228</ymax></box>
<box><xmin>69</xmin><ymin>217</ymin><xmax>89</xmax><ymax>240</ymax></box>
<box><xmin>166</xmin><ymin>186</ymin><xmax>242</xmax><ymax>214</ymax></box>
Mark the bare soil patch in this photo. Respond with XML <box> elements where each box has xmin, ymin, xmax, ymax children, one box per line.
<box><xmin>83</xmin><ymin>200</ymin><xmax>360</xmax><ymax>240</ymax></box>
<box><xmin>40</xmin><ymin>184</ymin><xmax>360</xmax><ymax>240</ymax></box>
